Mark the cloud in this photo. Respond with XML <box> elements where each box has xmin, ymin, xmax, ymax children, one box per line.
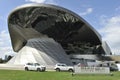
<box><xmin>0</xmin><ymin>16</ymin><xmax>1</xmax><ymax>19</ymax></box>
<box><xmin>0</xmin><ymin>30</ymin><xmax>10</xmax><ymax>44</ymax></box>
<box><xmin>79</xmin><ymin>8</ymin><xmax>93</xmax><ymax>16</ymax></box>
<box><xmin>25</xmin><ymin>0</ymin><xmax>56</xmax><ymax>4</ymax></box>
<box><xmin>0</xmin><ymin>16</ymin><xmax>6</xmax><ymax>21</ymax></box>
<box><xmin>115</xmin><ymin>6</ymin><xmax>120</xmax><ymax>11</ymax></box>
<box><xmin>99</xmin><ymin>15</ymin><xmax>120</xmax><ymax>55</ymax></box>
<box><xmin>0</xmin><ymin>30</ymin><xmax>14</xmax><ymax>58</ymax></box>
<box><xmin>25</xmin><ymin>0</ymin><xmax>46</xmax><ymax>3</ymax></box>
<box><xmin>0</xmin><ymin>16</ymin><xmax>3</xmax><ymax>19</ymax></box>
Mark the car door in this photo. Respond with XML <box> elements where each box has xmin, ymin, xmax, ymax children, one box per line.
<box><xmin>29</xmin><ymin>63</ymin><xmax>35</xmax><ymax>70</ymax></box>
<box><xmin>61</xmin><ymin>64</ymin><xmax>67</xmax><ymax>71</ymax></box>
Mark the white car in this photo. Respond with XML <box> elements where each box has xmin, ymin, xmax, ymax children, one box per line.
<box><xmin>24</xmin><ymin>63</ymin><xmax>46</xmax><ymax>72</ymax></box>
<box><xmin>54</xmin><ymin>63</ymin><xmax>74</xmax><ymax>72</ymax></box>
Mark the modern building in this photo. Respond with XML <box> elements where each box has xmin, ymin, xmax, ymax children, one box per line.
<box><xmin>7</xmin><ymin>3</ymin><xmax>112</xmax><ymax>66</ymax></box>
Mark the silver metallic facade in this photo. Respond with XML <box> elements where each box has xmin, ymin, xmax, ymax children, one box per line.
<box><xmin>8</xmin><ymin>3</ymin><xmax>112</xmax><ymax>65</ymax></box>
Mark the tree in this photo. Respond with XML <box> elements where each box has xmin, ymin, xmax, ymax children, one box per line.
<box><xmin>4</xmin><ymin>55</ymin><xmax>13</xmax><ymax>62</ymax></box>
<box><xmin>7</xmin><ymin>55</ymin><xmax>12</xmax><ymax>61</ymax></box>
<box><xmin>0</xmin><ymin>58</ymin><xmax>3</xmax><ymax>63</ymax></box>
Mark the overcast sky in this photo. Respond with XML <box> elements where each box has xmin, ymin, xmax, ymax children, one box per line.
<box><xmin>0</xmin><ymin>0</ymin><xmax>120</xmax><ymax>58</ymax></box>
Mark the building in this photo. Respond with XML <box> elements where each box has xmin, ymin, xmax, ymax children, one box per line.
<box><xmin>7</xmin><ymin>3</ymin><xmax>112</xmax><ymax>66</ymax></box>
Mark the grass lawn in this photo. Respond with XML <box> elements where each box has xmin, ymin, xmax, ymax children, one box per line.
<box><xmin>0</xmin><ymin>69</ymin><xmax>120</xmax><ymax>80</ymax></box>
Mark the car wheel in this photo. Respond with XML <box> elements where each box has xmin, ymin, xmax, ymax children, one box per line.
<box><xmin>56</xmin><ymin>68</ymin><xmax>60</xmax><ymax>72</ymax></box>
<box><xmin>25</xmin><ymin>67</ymin><xmax>29</xmax><ymax>71</ymax></box>
<box><xmin>68</xmin><ymin>69</ymin><xmax>73</xmax><ymax>72</ymax></box>
<box><xmin>37</xmin><ymin>68</ymin><xmax>41</xmax><ymax>72</ymax></box>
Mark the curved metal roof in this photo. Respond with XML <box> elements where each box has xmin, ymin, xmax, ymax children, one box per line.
<box><xmin>8</xmin><ymin>3</ymin><xmax>102</xmax><ymax>52</ymax></box>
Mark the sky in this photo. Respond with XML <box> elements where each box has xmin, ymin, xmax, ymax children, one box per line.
<box><xmin>0</xmin><ymin>0</ymin><xmax>120</xmax><ymax>58</ymax></box>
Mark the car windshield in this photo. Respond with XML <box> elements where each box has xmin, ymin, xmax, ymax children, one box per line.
<box><xmin>27</xmin><ymin>63</ymin><xmax>33</xmax><ymax>65</ymax></box>
<box><xmin>61</xmin><ymin>64</ymin><xmax>66</xmax><ymax>66</ymax></box>
<box><xmin>57</xmin><ymin>64</ymin><xmax>66</xmax><ymax>66</ymax></box>
<box><xmin>35</xmin><ymin>63</ymin><xmax>40</xmax><ymax>66</ymax></box>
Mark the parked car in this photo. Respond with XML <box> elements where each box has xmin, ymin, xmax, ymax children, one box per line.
<box><xmin>116</xmin><ymin>64</ymin><xmax>120</xmax><ymax>71</ymax></box>
<box><xmin>109</xmin><ymin>63</ymin><xmax>118</xmax><ymax>71</ymax></box>
<box><xmin>54</xmin><ymin>63</ymin><xmax>74</xmax><ymax>72</ymax></box>
<box><xmin>24</xmin><ymin>63</ymin><xmax>46</xmax><ymax>72</ymax></box>
<box><xmin>98</xmin><ymin>62</ymin><xmax>118</xmax><ymax>71</ymax></box>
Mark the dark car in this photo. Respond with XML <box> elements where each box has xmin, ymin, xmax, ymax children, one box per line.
<box><xmin>109</xmin><ymin>63</ymin><xmax>118</xmax><ymax>71</ymax></box>
<box><xmin>99</xmin><ymin>63</ymin><xmax>118</xmax><ymax>71</ymax></box>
